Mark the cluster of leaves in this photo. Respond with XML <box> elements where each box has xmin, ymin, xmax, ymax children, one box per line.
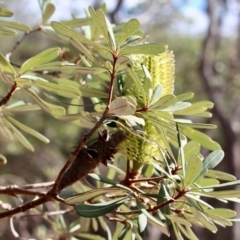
<box><xmin>0</xmin><ymin>2</ymin><xmax>240</xmax><ymax>239</ymax></box>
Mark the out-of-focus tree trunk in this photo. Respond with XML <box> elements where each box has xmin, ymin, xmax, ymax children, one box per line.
<box><xmin>198</xmin><ymin>0</ymin><xmax>240</xmax><ymax>239</ymax></box>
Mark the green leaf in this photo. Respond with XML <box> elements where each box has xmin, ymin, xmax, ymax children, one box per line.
<box><xmin>176</xmin><ymin>92</ymin><xmax>194</xmax><ymax>102</ymax></box>
<box><xmin>184</xmin><ymin>154</ymin><xmax>203</xmax><ymax>187</ymax></box>
<box><xmin>150</xmin><ymin>84</ymin><xmax>163</xmax><ymax>105</ymax></box>
<box><xmin>205</xmin><ymin>208</ymin><xmax>236</xmax><ymax>219</ymax></box>
<box><xmin>0</xmin><ymin>26</ymin><xmax>16</xmax><ymax>35</ymax></box>
<box><xmin>0</xmin><ymin>69</ymin><xmax>13</xmax><ymax>84</ymax></box>
<box><xmin>42</xmin><ymin>3</ymin><xmax>55</xmax><ymax>24</ymax></box>
<box><xmin>79</xmin><ymin>85</ymin><xmax>108</xmax><ymax>98</ymax></box>
<box><xmin>0</xmin><ymin>52</ymin><xmax>16</xmax><ymax>74</ymax></box>
<box><xmin>150</xmin><ymin>94</ymin><xmax>177</xmax><ymax>110</ymax></box>
<box><xmin>0</xmin><ymin>153</ymin><xmax>7</xmax><ymax>165</ymax></box>
<box><xmin>118</xmin><ymin>224</ymin><xmax>132</xmax><ymax>240</ymax></box>
<box><xmin>69</xmin><ymin>38</ymin><xmax>103</xmax><ymax>66</ymax></box>
<box><xmin>30</xmin><ymin>61</ymin><xmax>63</xmax><ymax>71</ymax></box>
<box><xmin>74</xmin><ymin>197</ymin><xmax>127</xmax><ymax>218</ymax></box>
<box><xmin>3</xmin><ymin>119</ymin><xmax>34</xmax><ymax>151</ymax></box>
<box><xmin>20</xmin><ymin>47</ymin><xmax>61</xmax><ymax>74</ymax></box>
<box><xmin>177</xmin><ymin>122</ymin><xmax>217</xmax><ymax>129</ymax></box>
<box><xmin>60</xmin><ymin>65</ymin><xmax>107</xmax><ymax>75</ymax></box>
<box><xmin>174</xmin><ymin>101</ymin><xmax>214</xmax><ymax>115</ymax></box>
<box><xmin>200</xmin><ymin>150</ymin><xmax>224</xmax><ymax>177</ymax></box>
<box><xmin>138</xmin><ymin>213</ymin><xmax>148</xmax><ymax>237</ymax></box>
<box><xmin>0</xmin><ymin>8</ymin><xmax>13</xmax><ymax>17</ymax></box>
<box><xmin>182</xmin><ymin>141</ymin><xmax>200</xmax><ymax>163</ymax></box>
<box><xmin>26</xmin><ymin>88</ymin><xmax>66</xmax><ymax>116</ymax></box>
<box><xmin>180</xmin><ymin>126</ymin><xmax>221</xmax><ymax>151</ymax></box>
<box><xmin>120</xmin><ymin>43</ymin><xmax>166</xmax><ymax>56</ymax></box>
<box><xmin>205</xmin><ymin>169</ymin><xmax>236</xmax><ymax>181</ymax></box>
<box><xmin>51</xmin><ymin>21</ymin><xmax>105</xmax><ymax>49</ymax></box>
<box><xmin>165</xmin><ymin>214</ymin><xmax>192</xmax><ymax>227</ymax></box>
<box><xmin>0</xmin><ymin>20</ymin><xmax>31</xmax><ymax>32</ymax></box>
<box><xmin>33</xmin><ymin>79</ymin><xmax>81</xmax><ymax>98</ymax></box>
<box><xmin>117</xmin><ymin>19</ymin><xmax>140</xmax><ymax>47</ymax></box>
<box><xmin>15</xmin><ymin>77</ymin><xmax>32</xmax><ymax>88</ymax></box>
<box><xmin>191</xmin><ymin>189</ymin><xmax>240</xmax><ymax>198</ymax></box>
<box><xmin>7</xmin><ymin>116</ymin><xmax>49</xmax><ymax>143</ymax></box>
<box><xmin>65</xmin><ymin>187</ymin><xmax>124</xmax><ymax>205</ymax></box>
<box><xmin>200</xmin><ymin>180</ymin><xmax>240</xmax><ymax>189</ymax></box>
<box><xmin>164</xmin><ymin>102</ymin><xmax>191</xmax><ymax>112</ymax></box>
<box><xmin>109</xmin><ymin>97</ymin><xmax>136</xmax><ymax>116</ymax></box>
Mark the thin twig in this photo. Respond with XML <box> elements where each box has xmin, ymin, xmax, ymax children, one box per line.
<box><xmin>0</xmin><ymin>186</ymin><xmax>46</xmax><ymax>197</ymax></box>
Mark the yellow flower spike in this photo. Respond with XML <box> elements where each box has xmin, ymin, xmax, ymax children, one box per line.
<box><xmin>120</xmin><ymin>47</ymin><xmax>175</xmax><ymax>167</ymax></box>
<box><xmin>144</xmin><ymin>48</ymin><xmax>175</xmax><ymax>96</ymax></box>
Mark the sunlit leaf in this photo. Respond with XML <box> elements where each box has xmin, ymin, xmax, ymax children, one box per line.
<box><xmin>150</xmin><ymin>94</ymin><xmax>177</xmax><ymax>110</ymax></box>
<box><xmin>200</xmin><ymin>150</ymin><xmax>224</xmax><ymax>177</ymax></box>
<box><xmin>0</xmin><ymin>20</ymin><xmax>31</xmax><ymax>32</ymax></box>
<box><xmin>184</xmin><ymin>154</ymin><xmax>202</xmax><ymax>187</ymax></box>
<box><xmin>42</xmin><ymin>3</ymin><xmax>55</xmax><ymax>24</ymax></box>
<box><xmin>15</xmin><ymin>77</ymin><xmax>32</xmax><ymax>88</ymax></box>
<box><xmin>120</xmin><ymin>43</ymin><xmax>166</xmax><ymax>56</ymax></box>
<box><xmin>0</xmin><ymin>52</ymin><xmax>16</xmax><ymax>74</ymax></box>
<box><xmin>74</xmin><ymin>197</ymin><xmax>127</xmax><ymax>218</ymax></box>
<box><xmin>176</xmin><ymin>92</ymin><xmax>194</xmax><ymax>102</ymax></box>
<box><xmin>117</xmin><ymin>19</ymin><xmax>140</xmax><ymax>47</ymax></box>
<box><xmin>60</xmin><ymin>65</ymin><xmax>107</xmax><ymax>75</ymax></box>
<box><xmin>20</xmin><ymin>47</ymin><xmax>61</xmax><ymax>74</ymax></box>
<box><xmin>191</xmin><ymin>189</ymin><xmax>240</xmax><ymax>198</ymax></box>
<box><xmin>109</xmin><ymin>97</ymin><xmax>136</xmax><ymax>116</ymax></box>
<box><xmin>205</xmin><ymin>169</ymin><xmax>236</xmax><ymax>181</ymax></box>
<box><xmin>65</xmin><ymin>187</ymin><xmax>124</xmax><ymax>204</ymax></box>
<box><xmin>177</xmin><ymin>122</ymin><xmax>217</xmax><ymax>129</ymax></box>
<box><xmin>150</xmin><ymin>84</ymin><xmax>163</xmax><ymax>105</ymax></box>
<box><xmin>3</xmin><ymin>119</ymin><xmax>34</xmax><ymax>151</ymax></box>
<box><xmin>165</xmin><ymin>214</ymin><xmax>192</xmax><ymax>227</ymax></box>
<box><xmin>0</xmin><ymin>26</ymin><xmax>16</xmax><ymax>35</ymax></box>
<box><xmin>33</xmin><ymin>79</ymin><xmax>81</xmax><ymax>98</ymax></box>
<box><xmin>118</xmin><ymin>224</ymin><xmax>132</xmax><ymax>240</ymax></box>
<box><xmin>205</xmin><ymin>208</ymin><xmax>236</xmax><ymax>219</ymax></box>
<box><xmin>26</xmin><ymin>88</ymin><xmax>66</xmax><ymax>116</ymax></box>
<box><xmin>79</xmin><ymin>85</ymin><xmax>108</xmax><ymax>98</ymax></box>
<box><xmin>7</xmin><ymin>116</ymin><xmax>49</xmax><ymax>143</ymax></box>
<box><xmin>181</xmin><ymin>141</ymin><xmax>200</xmax><ymax>163</ymax></box>
<box><xmin>0</xmin><ymin>69</ymin><xmax>13</xmax><ymax>84</ymax></box>
<box><xmin>180</xmin><ymin>126</ymin><xmax>221</xmax><ymax>151</ymax></box>
<box><xmin>60</xmin><ymin>17</ymin><xmax>91</xmax><ymax>28</ymax></box>
<box><xmin>0</xmin><ymin>8</ymin><xmax>13</xmax><ymax>17</ymax></box>
<box><xmin>174</xmin><ymin>101</ymin><xmax>214</xmax><ymax>115</ymax></box>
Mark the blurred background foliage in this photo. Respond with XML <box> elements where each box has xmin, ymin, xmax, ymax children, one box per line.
<box><xmin>0</xmin><ymin>0</ymin><xmax>239</xmax><ymax>239</ymax></box>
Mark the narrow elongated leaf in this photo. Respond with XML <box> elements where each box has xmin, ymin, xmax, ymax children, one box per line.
<box><xmin>138</xmin><ymin>213</ymin><xmax>148</xmax><ymax>236</ymax></box>
<box><xmin>79</xmin><ymin>85</ymin><xmax>108</xmax><ymax>98</ymax></box>
<box><xmin>194</xmin><ymin>210</ymin><xmax>217</xmax><ymax>233</ymax></box>
<box><xmin>30</xmin><ymin>61</ymin><xmax>63</xmax><ymax>71</ymax></box>
<box><xmin>74</xmin><ymin>197</ymin><xmax>127</xmax><ymax>218</ymax></box>
<box><xmin>205</xmin><ymin>208</ymin><xmax>236</xmax><ymax>219</ymax></box>
<box><xmin>184</xmin><ymin>154</ymin><xmax>203</xmax><ymax>187</ymax></box>
<box><xmin>0</xmin><ymin>69</ymin><xmax>13</xmax><ymax>84</ymax></box>
<box><xmin>15</xmin><ymin>77</ymin><xmax>32</xmax><ymax>88</ymax></box>
<box><xmin>165</xmin><ymin>215</ymin><xmax>192</xmax><ymax>227</ymax></box>
<box><xmin>7</xmin><ymin>116</ymin><xmax>49</xmax><ymax>143</ymax></box>
<box><xmin>3</xmin><ymin>119</ymin><xmax>34</xmax><ymax>151</ymax></box>
<box><xmin>0</xmin><ymin>20</ymin><xmax>31</xmax><ymax>32</ymax></box>
<box><xmin>202</xmin><ymin>150</ymin><xmax>224</xmax><ymax>170</ymax></box>
<box><xmin>69</xmin><ymin>38</ymin><xmax>102</xmax><ymax>66</ymax></box>
<box><xmin>150</xmin><ymin>94</ymin><xmax>177</xmax><ymax>110</ymax></box>
<box><xmin>120</xmin><ymin>43</ymin><xmax>166</xmax><ymax>56</ymax></box>
<box><xmin>205</xmin><ymin>169</ymin><xmax>236</xmax><ymax>181</ymax></box>
<box><xmin>20</xmin><ymin>47</ymin><xmax>61</xmax><ymax>74</ymax></box>
<box><xmin>174</xmin><ymin>101</ymin><xmax>214</xmax><ymax>115</ymax></box>
<box><xmin>60</xmin><ymin>17</ymin><xmax>91</xmax><ymax>28</ymax></box>
<box><xmin>0</xmin><ymin>26</ymin><xmax>16</xmax><ymax>35</ymax></box>
<box><xmin>177</xmin><ymin>122</ymin><xmax>217</xmax><ymax>130</ymax></box>
<box><xmin>176</xmin><ymin>92</ymin><xmax>194</xmax><ymax>102</ymax></box>
<box><xmin>118</xmin><ymin>224</ymin><xmax>132</xmax><ymax>240</ymax></box>
<box><xmin>164</xmin><ymin>102</ymin><xmax>191</xmax><ymax>112</ymax></box>
<box><xmin>65</xmin><ymin>187</ymin><xmax>124</xmax><ymax>204</ymax></box>
<box><xmin>117</xmin><ymin>19</ymin><xmax>140</xmax><ymax>47</ymax></box>
<box><xmin>33</xmin><ymin>79</ymin><xmax>80</xmax><ymax>98</ymax></box>
<box><xmin>0</xmin><ymin>52</ymin><xmax>16</xmax><ymax>74</ymax></box>
<box><xmin>51</xmin><ymin>21</ymin><xmax>105</xmax><ymax>49</ymax></box>
<box><xmin>150</xmin><ymin>84</ymin><xmax>163</xmax><ymax>105</ymax></box>
<box><xmin>26</xmin><ymin>89</ymin><xmax>66</xmax><ymax>116</ymax></box>
<box><xmin>191</xmin><ymin>190</ymin><xmax>240</xmax><ymax>198</ymax></box>
<box><xmin>180</xmin><ymin>126</ymin><xmax>221</xmax><ymax>151</ymax></box>
<box><xmin>60</xmin><ymin>65</ymin><xmax>107</xmax><ymax>75</ymax></box>
<box><xmin>42</xmin><ymin>3</ymin><xmax>55</xmax><ymax>24</ymax></box>
<box><xmin>200</xmin><ymin>180</ymin><xmax>240</xmax><ymax>189</ymax></box>
<box><xmin>181</xmin><ymin>141</ymin><xmax>200</xmax><ymax>163</ymax></box>
<box><xmin>0</xmin><ymin>8</ymin><xmax>13</xmax><ymax>17</ymax></box>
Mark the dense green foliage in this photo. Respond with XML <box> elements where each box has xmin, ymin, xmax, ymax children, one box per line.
<box><xmin>0</xmin><ymin>2</ymin><xmax>239</xmax><ymax>239</ymax></box>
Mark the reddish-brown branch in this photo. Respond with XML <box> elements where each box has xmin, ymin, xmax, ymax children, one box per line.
<box><xmin>0</xmin><ymin>82</ymin><xmax>17</xmax><ymax>107</ymax></box>
<box><xmin>0</xmin><ymin>186</ymin><xmax>46</xmax><ymax>197</ymax></box>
